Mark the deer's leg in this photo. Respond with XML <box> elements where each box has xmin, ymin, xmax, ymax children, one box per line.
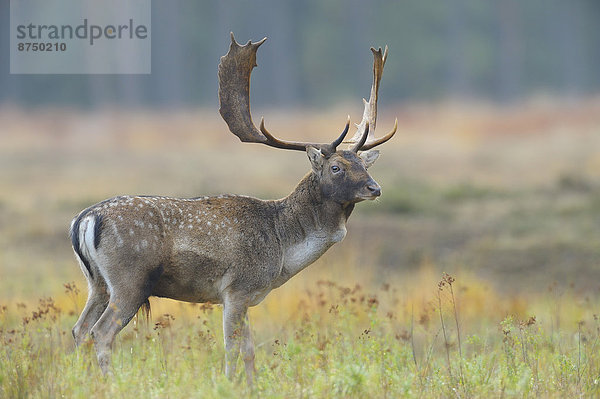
<box><xmin>241</xmin><ymin>313</ymin><xmax>255</xmax><ymax>385</ymax></box>
<box><xmin>72</xmin><ymin>278</ymin><xmax>109</xmax><ymax>346</ymax></box>
<box><xmin>90</xmin><ymin>288</ymin><xmax>148</xmax><ymax>375</ymax></box>
<box><xmin>223</xmin><ymin>296</ymin><xmax>248</xmax><ymax>381</ymax></box>
<box><xmin>89</xmin><ymin>262</ymin><xmax>163</xmax><ymax>375</ymax></box>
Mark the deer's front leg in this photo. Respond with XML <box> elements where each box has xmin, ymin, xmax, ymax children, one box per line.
<box><xmin>222</xmin><ymin>296</ymin><xmax>248</xmax><ymax>381</ymax></box>
<box><xmin>241</xmin><ymin>313</ymin><xmax>255</xmax><ymax>385</ymax></box>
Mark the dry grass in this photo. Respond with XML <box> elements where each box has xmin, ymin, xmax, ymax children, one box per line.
<box><xmin>2</xmin><ymin>265</ymin><xmax>600</xmax><ymax>397</ymax></box>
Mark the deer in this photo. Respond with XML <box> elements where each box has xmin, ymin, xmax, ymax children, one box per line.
<box><xmin>69</xmin><ymin>33</ymin><xmax>396</xmax><ymax>384</ymax></box>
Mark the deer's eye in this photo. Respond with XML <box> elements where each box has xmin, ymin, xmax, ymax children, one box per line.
<box><xmin>331</xmin><ymin>165</ymin><xmax>341</xmax><ymax>173</ymax></box>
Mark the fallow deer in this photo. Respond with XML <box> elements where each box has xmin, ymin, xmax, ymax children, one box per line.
<box><xmin>69</xmin><ymin>33</ymin><xmax>396</xmax><ymax>383</ymax></box>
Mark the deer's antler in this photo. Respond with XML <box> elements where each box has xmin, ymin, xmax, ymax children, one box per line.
<box><xmin>347</xmin><ymin>46</ymin><xmax>397</xmax><ymax>152</ymax></box>
<box><xmin>218</xmin><ymin>33</ymin><xmax>349</xmax><ymax>154</ymax></box>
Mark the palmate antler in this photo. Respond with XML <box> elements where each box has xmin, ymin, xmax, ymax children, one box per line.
<box><xmin>346</xmin><ymin>46</ymin><xmax>398</xmax><ymax>152</ymax></box>
<box><xmin>218</xmin><ymin>33</ymin><xmax>394</xmax><ymax>154</ymax></box>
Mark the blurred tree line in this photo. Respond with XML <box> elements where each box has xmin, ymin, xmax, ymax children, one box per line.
<box><xmin>0</xmin><ymin>0</ymin><xmax>599</xmax><ymax>108</ymax></box>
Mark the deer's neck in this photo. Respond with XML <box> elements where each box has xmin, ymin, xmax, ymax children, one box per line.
<box><xmin>273</xmin><ymin>172</ymin><xmax>353</xmax><ymax>285</ymax></box>
<box><xmin>280</xmin><ymin>172</ymin><xmax>353</xmax><ymax>234</ymax></box>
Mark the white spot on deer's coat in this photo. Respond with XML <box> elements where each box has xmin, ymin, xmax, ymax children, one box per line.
<box><xmin>110</xmin><ymin>222</ymin><xmax>124</xmax><ymax>247</ymax></box>
<box><xmin>129</xmin><ymin>229</ymin><xmax>134</xmax><ymax>236</ymax></box>
<box><xmin>141</xmin><ymin>240</ymin><xmax>148</xmax><ymax>249</ymax></box>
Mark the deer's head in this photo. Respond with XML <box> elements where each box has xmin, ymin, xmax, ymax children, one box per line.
<box><xmin>218</xmin><ymin>33</ymin><xmax>396</xmax><ymax>205</ymax></box>
<box><xmin>306</xmin><ymin>147</ymin><xmax>380</xmax><ymax>205</ymax></box>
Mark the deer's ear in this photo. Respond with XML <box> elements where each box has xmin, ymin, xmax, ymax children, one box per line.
<box><xmin>307</xmin><ymin>146</ymin><xmax>324</xmax><ymax>173</ymax></box>
<box><xmin>359</xmin><ymin>150</ymin><xmax>380</xmax><ymax>168</ymax></box>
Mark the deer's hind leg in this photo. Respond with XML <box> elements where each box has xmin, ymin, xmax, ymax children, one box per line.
<box><xmin>72</xmin><ymin>272</ymin><xmax>109</xmax><ymax>347</ymax></box>
<box><xmin>90</xmin><ymin>263</ymin><xmax>164</xmax><ymax>375</ymax></box>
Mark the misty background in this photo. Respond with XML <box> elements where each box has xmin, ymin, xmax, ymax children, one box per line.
<box><xmin>1</xmin><ymin>0</ymin><xmax>599</xmax><ymax>108</ymax></box>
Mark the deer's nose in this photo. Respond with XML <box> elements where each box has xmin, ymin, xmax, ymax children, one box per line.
<box><xmin>367</xmin><ymin>183</ymin><xmax>381</xmax><ymax>197</ymax></box>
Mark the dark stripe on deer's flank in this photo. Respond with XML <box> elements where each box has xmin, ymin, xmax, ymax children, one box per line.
<box><xmin>143</xmin><ymin>264</ymin><xmax>165</xmax><ymax>300</ymax></box>
<box><xmin>70</xmin><ymin>210</ymin><xmax>94</xmax><ymax>279</ymax></box>
<box><xmin>93</xmin><ymin>213</ymin><xmax>103</xmax><ymax>249</ymax></box>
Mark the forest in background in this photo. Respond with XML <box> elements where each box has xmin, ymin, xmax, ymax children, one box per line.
<box><xmin>1</xmin><ymin>0</ymin><xmax>599</xmax><ymax>108</ymax></box>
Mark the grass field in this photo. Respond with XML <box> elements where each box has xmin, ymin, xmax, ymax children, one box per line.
<box><xmin>1</xmin><ymin>100</ymin><xmax>600</xmax><ymax>397</ymax></box>
<box><xmin>2</xmin><ymin>267</ymin><xmax>600</xmax><ymax>397</ymax></box>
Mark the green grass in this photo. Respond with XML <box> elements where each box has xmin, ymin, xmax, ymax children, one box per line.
<box><xmin>1</xmin><ymin>272</ymin><xmax>600</xmax><ymax>398</ymax></box>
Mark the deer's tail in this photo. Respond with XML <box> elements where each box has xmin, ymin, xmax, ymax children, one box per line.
<box><xmin>69</xmin><ymin>207</ymin><xmax>104</xmax><ymax>281</ymax></box>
